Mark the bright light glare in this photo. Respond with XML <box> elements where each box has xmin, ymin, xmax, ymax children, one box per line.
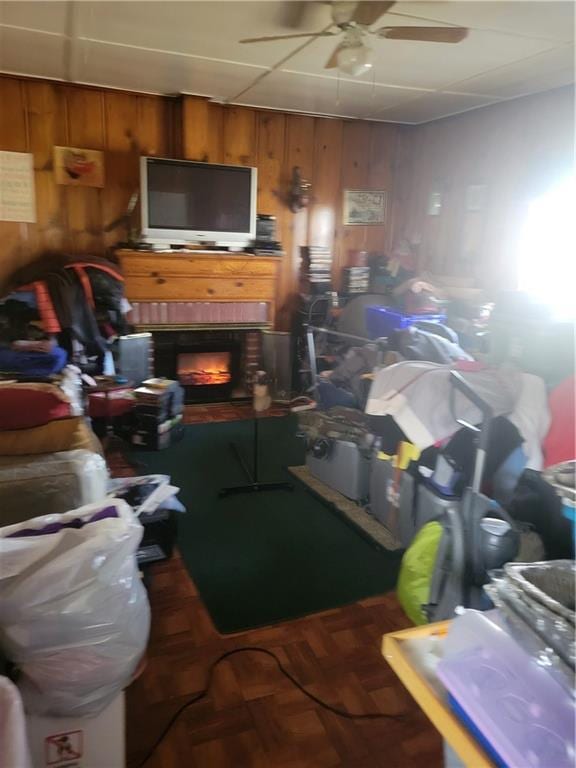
<box><xmin>337</xmin><ymin>44</ymin><xmax>373</xmax><ymax>77</ymax></box>
<box><xmin>516</xmin><ymin>176</ymin><xmax>576</xmax><ymax>321</ymax></box>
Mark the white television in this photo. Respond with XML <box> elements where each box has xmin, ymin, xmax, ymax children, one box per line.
<box><xmin>140</xmin><ymin>157</ymin><xmax>257</xmax><ymax>246</ymax></box>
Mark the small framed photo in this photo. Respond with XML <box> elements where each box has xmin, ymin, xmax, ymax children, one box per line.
<box><xmin>343</xmin><ymin>190</ymin><xmax>386</xmax><ymax>225</ymax></box>
<box><xmin>54</xmin><ymin>146</ymin><xmax>105</xmax><ymax>187</ymax></box>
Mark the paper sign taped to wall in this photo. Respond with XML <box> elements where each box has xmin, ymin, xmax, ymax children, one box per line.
<box><xmin>0</xmin><ymin>150</ymin><xmax>36</xmax><ymax>223</ymax></box>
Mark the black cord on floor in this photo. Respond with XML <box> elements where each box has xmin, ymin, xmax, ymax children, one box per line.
<box><xmin>133</xmin><ymin>645</ymin><xmax>405</xmax><ymax>767</ymax></box>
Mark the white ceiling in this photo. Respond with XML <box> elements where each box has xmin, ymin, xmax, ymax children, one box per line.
<box><xmin>0</xmin><ymin>1</ymin><xmax>574</xmax><ymax>124</ymax></box>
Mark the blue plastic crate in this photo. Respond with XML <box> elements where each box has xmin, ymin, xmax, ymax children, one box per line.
<box><xmin>365</xmin><ymin>306</ymin><xmax>446</xmax><ymax>339</ymax></box>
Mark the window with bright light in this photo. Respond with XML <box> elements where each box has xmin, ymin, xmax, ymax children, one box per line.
<box><xmin>516</xmin><ymin>176</ymin><xmax>576</xmax><ymax>321</ymax></box>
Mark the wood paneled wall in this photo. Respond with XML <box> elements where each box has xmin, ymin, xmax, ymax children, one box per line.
<box><xmin>182</xmin><ymin>95</ymin><xmax>399</xmax><ymax>325</ymax></box>
<box><xmin>392</xmin><ymin>86</ymin><xmax>575</xmax><ymax>289</ymax></box>
<box><xmin>0</xmin><ymin>76</ymin><xmax>173</xmax><ymax>288</ymax></box>
<box><xmin>0</xmin><ymin>77</ymin><xmax>399</xmax><ymax>327</ymax></box>
<box><xmin>2</xmin><ymin>74</ymin><xmax>572</xmax><ymax>324</ymax></box>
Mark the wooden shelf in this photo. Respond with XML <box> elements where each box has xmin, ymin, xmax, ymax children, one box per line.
<box><xmin>133</xmin><ymin>323</ymin><xmax>269</xmax><ymax>332</ymax></box>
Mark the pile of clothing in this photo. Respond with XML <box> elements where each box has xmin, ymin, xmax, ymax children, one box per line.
<box><xmin>366</xmin><ymin>362</ymin><xmax>574</xmax><ymax>559</ymax></box>
<box><xmin>0</xmin><ymin>253</ymin><xmax>128</xmax><ymax>377</ymax></box>
<box><xmin>315</xmin><ymin>321</ymin><xmax>471</xmax><ymax>412</ymax></box>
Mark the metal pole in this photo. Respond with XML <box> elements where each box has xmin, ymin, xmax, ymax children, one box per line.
<box><xmin>306</xmin><ymin>327</ymin><xmax>318</xmax><ymax>398</ymax></box>
<box><xmin>253</xmin><ymin>412</ymin><xmax>259</xmax><ymax>483</ymax></box>
<box><xmin>306</xmin><ymin>325</ymin><xmax>374</xmax><ymax>344</ymax></box>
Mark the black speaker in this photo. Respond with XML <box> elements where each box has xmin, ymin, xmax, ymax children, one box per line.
<box><xmin>261</xmin><ymin>330</ymin><xmax>292</xmax><ymax>403</ymax></box>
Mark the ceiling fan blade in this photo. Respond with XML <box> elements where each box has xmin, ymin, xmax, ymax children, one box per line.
<box><xmin>376</xmin><ymin>26</ymin><xmax>468</xmax><ymax>43</ymax></box>
<box><xmin>352</xmin><ymin>1</ymin><xmax>396</xmax><ymax>27</ymax></box>
<box><xmin>240</xmin><ymin>31</ymin><xmax>335</xmax><ymax>44</ymax></box>
<box><xmin>324</xmin><ymin>43</ymin><xmax>344</xmax><ymax>69</ymax></box>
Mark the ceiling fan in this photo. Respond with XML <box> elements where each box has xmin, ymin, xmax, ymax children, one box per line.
<box><xmin>240</xmin><ymin>1</ymin><xmax>468</xmax><ymax>77</ymax></box>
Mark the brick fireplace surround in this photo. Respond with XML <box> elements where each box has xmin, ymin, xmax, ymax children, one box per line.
<box><xmin>151</xmin><ymin>326</ymin><xmax>261</xmax><ymax>403</ymax></box>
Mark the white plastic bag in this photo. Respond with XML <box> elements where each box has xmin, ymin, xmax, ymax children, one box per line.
<box><xmin>0</xmin><ymin>499</ymin><xmax>150</xmax><ymax>717</ymax></box>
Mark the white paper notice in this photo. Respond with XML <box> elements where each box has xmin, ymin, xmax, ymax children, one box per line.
<box><xmin>0</xmin><ymin>151</ymin><xmax>36</xmax><ymax>223</ymax></box>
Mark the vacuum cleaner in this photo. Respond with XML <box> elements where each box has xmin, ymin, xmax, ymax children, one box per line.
<box><xmin>397</xmin><ymin>370</ymin><xmax>520</xmax><ymax>624</ymax></box>
<box><xmin>423</xmin><ymin>371</ymin><xmax>520</xmax><ymax>621</ymax></box>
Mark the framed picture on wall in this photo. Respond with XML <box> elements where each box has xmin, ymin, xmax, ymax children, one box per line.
<box><xmin>343</xmin><ymin>190</ymin><xmax>386</xmax><ymax>225</ymax></box>
<box><xmin>54</xmin><ymin>146</ymin><xmax>105</xmax><ymax>187</ymax></box>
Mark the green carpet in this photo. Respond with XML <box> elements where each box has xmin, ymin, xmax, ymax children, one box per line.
<box><xmin>135</xmin><ymin>415</ymin><xmax>401</xmax><ymax>633</ymax></box>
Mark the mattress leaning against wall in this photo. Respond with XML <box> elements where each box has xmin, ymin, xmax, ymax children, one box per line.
<box><xmin>0</xmin><ymin>450</ymin><xmax>108</xmax><ymax>528</ymax></box>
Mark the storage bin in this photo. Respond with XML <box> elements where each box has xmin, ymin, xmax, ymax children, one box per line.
<box><xmin>365</xmin><ymin>305</ymin><xmax>446</xmax><ymax>339</ymax></box>
<box><xmin>27</xmin><ymin>692</ymin><xmax>124</xmax><ymax>768</ymax></box>
<box><xmin>307</xmin><ymin>439</ymin><xmax>370</xmax><ymax>501</ymax></box>
<box><xmin>437</xmin><ymin>609</ymin><xmax>575</xmax><ymax>768</ymax></box>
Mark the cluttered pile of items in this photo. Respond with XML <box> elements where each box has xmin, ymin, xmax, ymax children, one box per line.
<box><xmin>0</xmin><ymin>480</ymin><xmax>184</xmax><ymax>766</ymax></box>
<box><xmin>296</xmin><ymin>245</ymin><xmax>575</xmax><ymax>629</ymax></box>
<box><xmin>0</xmin><ymin>253</ymin><xmax>129</xmax><ymax>377</ymax></box>
<box><xmin>0</xmin><ymin>252</ymin><xmax>189</xmax><ymax>766</ymax></box>
<box><xmin>300</xmin><ymin>264</ymin><xmax>576</xmax><ymax>768</ymax></box>
<box><xmin>0</xmin><ymin>251</ymin><xmax>186</xmax><ymax>453</ymax></box>
<box><xmin>0</xmin><ymin>458</ymin><xmax>185</xmax><ymax>766</ymax></box>
<box><xmin>402</xmin><ymin>561</ymin><xmax>575</xmax><ymax>768</ymax></box>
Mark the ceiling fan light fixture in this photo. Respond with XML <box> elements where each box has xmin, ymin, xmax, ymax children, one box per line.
<box><xmin>337</xmin><ymin>43</ymin><xmax>373</xmax><ymax>76</ymax></box>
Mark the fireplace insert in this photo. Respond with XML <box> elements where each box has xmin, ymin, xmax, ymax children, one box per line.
<box><xmin>153</xmin><ymin>331</ymin><xmax>250</xmax><ymax>403</ymax></box>
<box><xmin>178</xmin><ymin>351</ymin><xmax>232</xmax><ymax>387</ymax></box>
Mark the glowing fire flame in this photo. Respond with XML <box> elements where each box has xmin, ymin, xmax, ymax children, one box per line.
<box><xmin>178</xmin><ymin>352</ymin><xmax>231</xmax><ymax>386</ymax></box>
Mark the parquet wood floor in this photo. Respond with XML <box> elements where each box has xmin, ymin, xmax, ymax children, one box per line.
<box><xmin>125</xmin><ymin>555</ymin><xmax>442</xmax><ymax>768</ymax></box>
<box><xmin>121</xmin><ymin>405</ymin><xmax>442</xmax><ymax>768</ymax></box>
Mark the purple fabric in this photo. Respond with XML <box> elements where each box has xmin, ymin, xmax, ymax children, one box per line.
<box><xmin>6</xmin><ymin>506</ymin><xmax>119</xmax><ymax>538</ymax></box>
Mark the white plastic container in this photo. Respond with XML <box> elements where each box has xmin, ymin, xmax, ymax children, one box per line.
<box><xmin>307</xmin><ymin>440</ymin><xmax>370</xmax><ymax>501</ymax></box>
<box><xmin>26</xmin><ymin>692</ymin><xmax>124</xmax><ymax>768</ymax></box>
<box><xmin>437</xmin><ymin>609</ymin><xmax>575</xmax><ymax>768</ymax></box>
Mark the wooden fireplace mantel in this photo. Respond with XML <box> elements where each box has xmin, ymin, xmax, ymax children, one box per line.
<box><xmin>117</xmin><ymin>249</ymin><xmax>281</xmax><ymax>325</ymax></box>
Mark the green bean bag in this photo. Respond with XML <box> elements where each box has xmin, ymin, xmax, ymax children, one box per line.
<box><xmin>397</xmin><ymin>521</ymin><xmax>443</xmax><ymax>625</ymax></box>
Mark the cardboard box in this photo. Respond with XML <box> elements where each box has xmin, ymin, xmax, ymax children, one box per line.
<box><xmin>131</xmin><ymin>412</ymin><xmax>183</xmax><ymax>450</ymax></box>
<box><xmin>26</xmin><ymin>693</ymin><xmax>125</xmax><ymax>768</ymax></box>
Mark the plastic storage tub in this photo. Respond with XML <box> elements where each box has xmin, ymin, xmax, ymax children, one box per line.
<box><xmin>307</xmin><ymin>439</ymin><xmax>370</xmax><ymax>502</ymax></box>
<box><xmin>0</xmin><ymin>450</ymin><xmax>108</xmax><ymax>528</ymax></box>
<box><xmin>365</xmin><ymin>306</ymin><xmax>446</xmax><ymax>339</ymax></box>
<box><xmin>437</xmin><ymin>609</ymin><xmax>575</xmax><ymax>768</ymax></box>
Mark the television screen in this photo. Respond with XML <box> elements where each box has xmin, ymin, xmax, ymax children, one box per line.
<box><xmin>144</xmin><ymin>158</ymin><xmax>254</xmax><ymax>235</ymax></box>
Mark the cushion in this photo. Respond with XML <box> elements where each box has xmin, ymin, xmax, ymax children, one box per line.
<box><xmin>0</xmin><ymin>418</ymin><xmax>102</xmax><ymax>456</ymax></box>
<box><xmin>0</xmin><ymin>383</ymin><xmax>71</xmax><ymax>431</ymax></box>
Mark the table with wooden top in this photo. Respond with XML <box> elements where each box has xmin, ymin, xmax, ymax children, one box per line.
<box><xmin>382</xmin><ymin>621</ymin><xmax>495</xmax><ymax>768</ymax></box>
